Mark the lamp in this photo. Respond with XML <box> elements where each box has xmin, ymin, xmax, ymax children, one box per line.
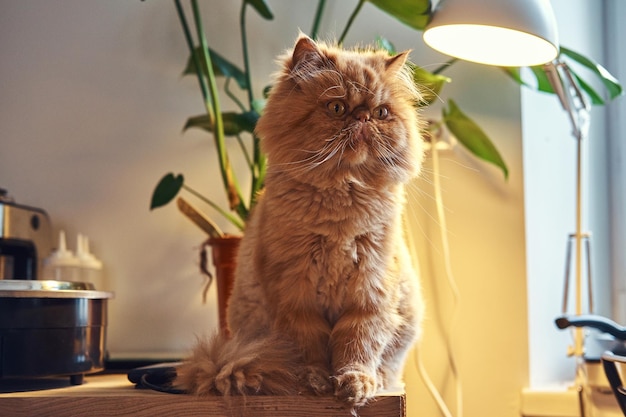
<box><xmin>424</xmin><ymin>0</ymin><xmax>593</xmax><ymax>359</ymax></box>
<box><xmin>423</xmin><ymin>0</ymin><xmax>559</xmax><ymax>67</ymax></box>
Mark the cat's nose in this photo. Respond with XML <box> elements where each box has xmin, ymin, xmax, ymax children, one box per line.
<box><xmin>352</xmin><ymin>107</ymin><xmax>371</xmax><ymax>122</ymax></box>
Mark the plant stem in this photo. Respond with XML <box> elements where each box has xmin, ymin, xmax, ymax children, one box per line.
<box><xmin>183</xmin><ymin>184</ymin><xmax>245</xmax><ymax>231</ymax></box>
<box><xmin>239</xmin><ymin>1</ymin><xmax>254</xmax><ymax>107</ymax></box>
<box><xmin>174</xmin><ymin>0</ymin><xmax>214</xmax><ymax>124</ymax></box>
<box><xmin>432</xmin><ymin>58</ymin><xmax>459</xmax><ymax>75</ymax></box>
<box><xmin>240</xmin><ymin>0</ymin><xmax>265</xmax><ymax>208</ymax></box>
<box><xmin>191</xmin><ymin>0</ymin><xmax>248</xmax><ymax>221</ymax></box>
<box><xmin>424</xmin><ymin>118</ymin><xmax>444</xmax><ymax>143</ymax></box>
<box><xmin>224</xmin><ymin>77</ymin><xmax>247</xmax><ymax>112</ymax></box>
<box><xmin>250</xmin><ymin>151</ymin><xmax>266</xmax><ymax>210</ymax></box>
<box><xmin>338</xmin><ymin>0</ymin><xmax>365</xmax><ymax>45</ymax></box>
<box><xmin>235</xmin><ymin>134</ymin><xmax>253</xmax><ymax>169</ymax></box>
<box><xmin>311</xmin><ymin>0</ymin><xmax>327</xmax><ymax>40</ymax></box>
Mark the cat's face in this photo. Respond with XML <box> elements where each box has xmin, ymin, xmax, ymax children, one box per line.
<box><xmin>256</xmin><ymin>36</ymin><xmax>424</xmax><ymax>187</ymax></box>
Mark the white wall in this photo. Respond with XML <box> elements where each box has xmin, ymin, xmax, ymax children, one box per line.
<box><xmin>604</xmin><ymin>0</ymin><xmax>626</xmax><ymax>325</ymax></box>
<box><xmin>1</xmin><ymin>1</ymin><xmax>613</xmax><ymax>416</ymax></box>
<box><xmin>1</xmin><ymin>1</ymin><xmax>222</xmax><ymax>354</ymax></box>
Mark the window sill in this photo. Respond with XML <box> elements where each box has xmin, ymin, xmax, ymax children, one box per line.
<box><xmin>521</xmin><ymin>361</ymin><xmax>622</xmax><ymax>417</ymax></box>
<box><xmin>521</xmin><ymin>386</ymin><xmax>581</xmax><ymax>417</ymax></box>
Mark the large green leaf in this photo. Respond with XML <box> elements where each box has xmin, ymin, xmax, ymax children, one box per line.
<box><xmin>443</xmin><ymin>99</ymin><xmax>509</xmax><ymax>179</ymax></box>
<box><xmin>567</xmin><ymin>66</ymin><xmax>605</xmax><ymax>105</ymax></box>
<box><xmin>502</xmin><ymin>66</ymin><xmax>556</xmax><ymax>94</ymax></box>
<box><xmin>367</xmin><ymin>0</ymin><xmax>432</xmax><ymax>31</ymax></box>
<box><xmin>409</xmin><ymin>63</ymin><xmax>451</xmax><ymax>106</ymax></box>
<box><xmin>184</xmin><ymin>111</ymin><xmax>259</xmax><ymax>136</ymax></box>
<box><xmin>184</xmin><ymin>47</ymin><xmax>248</xmax><ymax>90</ymax></box>
<box><xmin>509</xmin><ymin>64</ymin><xmax>605</xmax><ymax>105</ymax></box>
<box><xmin>503</xmin><ymin>67</ymin><xmax>522</xmax><ymax>85</ymax></box>
<box><xmin>502</xmin><ymin>66</ymin><xmax>557</xmax><ymax>93</ymax></box>
<box><xmin>503</xmin><ymin>47</ymin><xmax>623</xmax><ymax>105</ymax></box>
<box><xmin>529</xmin><ymin>65</ymin><xmax>555</xmax><ymax>94</ymax></box>
<box><xmin>150</xmin><ymin>173</ymin><xmax>184</xmax><ymax>209</ymax></box>
<box><xmin>246</xmin><ymin>0</ymin><xmax>273</xmax><ymax>20</ymax></box>
<box><xmin>561</xmin><ymin>46</ymin><xmax>623</xmax><ymax>100</ymax></box>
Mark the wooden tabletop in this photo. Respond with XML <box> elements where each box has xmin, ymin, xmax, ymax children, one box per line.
<box><xmin>0</xmin><ymin>373</ymin><xmax>406</xmax><ymax>416</ymax></box>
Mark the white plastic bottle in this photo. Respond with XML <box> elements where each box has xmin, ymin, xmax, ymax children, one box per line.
<box><xmin>43</xmin><ymin>230</ymin><xmax>81</xmax><ymax>282</ymax></box>
<box><xmin>75</xmin><ymin>233</ymin><xmax>104</xmax><ymax>289</ymax></box>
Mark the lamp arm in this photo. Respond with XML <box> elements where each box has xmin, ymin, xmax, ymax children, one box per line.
<box><xmin>543</xmin><ymin>60</ymin><xmax>590</xmax><ymax>141</ymax></box>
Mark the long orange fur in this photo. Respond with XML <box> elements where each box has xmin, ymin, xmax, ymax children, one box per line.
<box><xmin>176</xmin><ymin>35</ymin><xmax>424</xmax><ymax>408</ymax></box>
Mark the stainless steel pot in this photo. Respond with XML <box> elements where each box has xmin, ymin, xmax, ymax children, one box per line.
<box><xmin>0</xmin><ymin>280</ymin><xmax>113</xmax><ymax>385</ymax></box>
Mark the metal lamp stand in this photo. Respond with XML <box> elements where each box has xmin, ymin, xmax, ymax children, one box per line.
<box><xmin>544</xmin><ymin>60</ymin><xmax>592</xmax><ymax>359</ymax></box>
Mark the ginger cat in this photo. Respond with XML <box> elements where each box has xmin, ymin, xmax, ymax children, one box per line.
<box><xmin>176</xmin><ymin>35</ymin><xmax>424</xmax><ymax>408</ymax></box>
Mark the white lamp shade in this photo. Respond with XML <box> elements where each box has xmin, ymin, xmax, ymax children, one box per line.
<box><xmin>423</xmin><ymin>0</ymin><xmax>559</xmax><ymax>67</ymax></box>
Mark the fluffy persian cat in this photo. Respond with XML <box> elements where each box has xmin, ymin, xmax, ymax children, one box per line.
<box><xmin>176</xmin><ymin>35</ymin><xmax>424</xmax><ymax>408</ymax></box>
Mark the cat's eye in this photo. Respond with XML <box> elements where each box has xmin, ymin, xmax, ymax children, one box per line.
<box><xmin>373</xmin><ymin>105</ymin><xmax>389</xmax><ymax>120</ymax></box>
<box><xmin>327</xmin><ymin>100</ymin><xmax>346</xmax><ymax>117</ymax></box>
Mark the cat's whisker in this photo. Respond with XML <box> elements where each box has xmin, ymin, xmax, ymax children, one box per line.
<box><xmin>406</xmin><ymin>171</ymin><xmax>457</xmax><ymax>239</ymax></box>
<box><xmin>277</xmin><ymin>146</ymin><xmax>332</xmax><ymax>165</ymax></box>
<box><xmin>337</xmin><ymin>138</ymin><xmax>351</xmax><ymax>169</ymax></box>
<box><xmin>347</xmin><ymin>136</ymin><xmax>357</xmax><ymax>152</ymax></box>
<box><xmin>270</xmin><ymin>139</ymin><xmax>346</xmax><ymax>177</ymax></box>
<box><xmin>418</xmin><ymin>84</ymin><xmax>445</xmax><ymax>105</ymax></box>
<box><xmin>325</xmin><ymin>130</ymin><xmax>344</xmax><ymax>143</ymax></box>
<box><xmin>417</xmin><ymin>62</ymin><xmax>454</xmax><ymax>72</ymax></box>
<box><xmin>372</xmin><ymin>134</ymin><xmax>403</xmax><ymax>163</ymax></box>
<box><xmin>404</xmin><ymin>187</ymin><xmax>445</xmax><ymax>257</ymax></box>
<box><xmin>347</xmin><ymin>80</ymin><xmax>374</xmax><ymax>96</ymax></box>
<box><xmin>320</xmin><ymin>85</ymin><xmax>346</xmax><ymax>99</ymax></box>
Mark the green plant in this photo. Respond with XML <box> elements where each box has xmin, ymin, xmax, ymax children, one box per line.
<box><xmin>150</xmin><ymin>0</ymin><xmax>622</xmax><ymax>231</ymax></box>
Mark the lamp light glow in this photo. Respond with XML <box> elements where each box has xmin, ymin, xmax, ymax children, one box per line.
<box><xmin>423</xmin><ymin>0</ymin><xmax>559</xmax><ymax>67</ymax></box>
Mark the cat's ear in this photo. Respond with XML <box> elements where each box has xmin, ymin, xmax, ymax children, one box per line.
<box><xmin>290</xmin><ymin>35</ymin><xmax>328</xmax><ymax>71</ymax></box>
<box><xmin>385</xmin><ymin>51</ymin><xmax>410</xmax><ymax>73</ymax></box>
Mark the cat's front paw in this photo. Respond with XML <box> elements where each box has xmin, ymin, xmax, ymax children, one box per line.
<box><xmin>214</xmin><ymin>361</ymin><xmax>263</xmax><ymax>395</ymax></box>
<box><xmin>301</xmin><ymin>365</ymin><xmax>333</xmax><ymax>395</ymax></box>
<box><xmin>333</xmin><ymin>368</ymin><xmax>377</xmax><ymax>407</ymax></box>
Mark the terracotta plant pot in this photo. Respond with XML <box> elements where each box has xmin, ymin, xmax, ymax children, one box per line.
<box><xmin>207</xmin><ymin>235</ymin><xmax>241</xmax><ymax>336</ymax></box>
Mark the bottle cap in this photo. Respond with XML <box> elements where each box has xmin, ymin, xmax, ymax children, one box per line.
<box><xmin>76</xmin><ymin>233</ymin><xmax>103</xmax><ymax>270</ymax></box>
<box><xmin>44</xmin><ymin>230</ymin><xmax>80</xmax><ymax>268</ymax></box>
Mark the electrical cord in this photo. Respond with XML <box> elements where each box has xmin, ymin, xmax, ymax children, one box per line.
<box><xmin>406</xmin><ymin>136</ymin><xmax>463</xmax><ymax>417</ymax></box>
<box><xmin>431</xmin><ymin>133</ymin><xmax>463</xmax><ymax>417</ymax></box>
<box><xmin>414</xmin><ymin>347</ymin><xmax>455</xmax><ymax>417</ymax></box>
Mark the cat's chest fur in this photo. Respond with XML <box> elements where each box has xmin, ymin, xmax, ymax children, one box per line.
<box><xmin>282</xmin><ymin>178</ymin><xmax>398</xmax><ymax>236</ymax></box>
<box><xmin>263</xmin><ymin>177</ymin><xmax>400</xmax><ymax>322</ymax></box>
<box><xmin>310</xmin><ymin>231</ymin><xmax>376</xmax><ymax>322</ymax></box>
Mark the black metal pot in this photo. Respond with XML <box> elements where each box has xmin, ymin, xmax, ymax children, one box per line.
<box><xmin>0</xmin><ymin>280</ymin><xmax>113</xmax><ymax>385</ymax></box>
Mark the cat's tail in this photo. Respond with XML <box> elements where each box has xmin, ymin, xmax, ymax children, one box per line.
<box><xmin>174</xmin><ymin>331</ymin><xmax>305</xmax><ymax>396</ymax></box>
